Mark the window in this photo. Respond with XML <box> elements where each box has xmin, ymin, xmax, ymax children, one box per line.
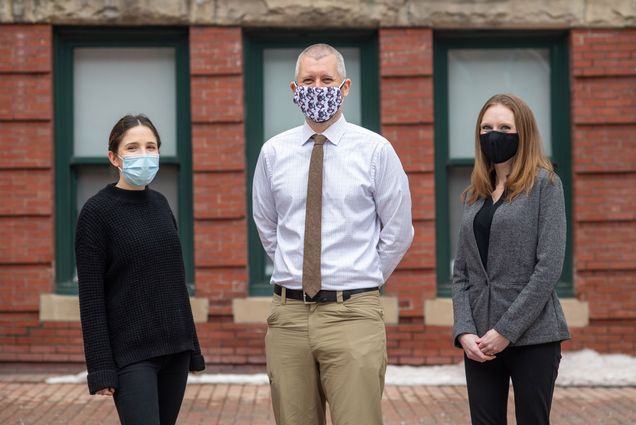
<box><xmin>54</xmin><ymin>28</ymin><xmax>194</xmax><ymax>294</ymax></box>
<box><xmin>244</xmin><ymin>32</ymin><xmax>379</xmax><ymax>295</ymax></box>
<box><xmin>434</xmin><ymin>32</ymin><xmax>573</xmax><ymax>297</ymax></box>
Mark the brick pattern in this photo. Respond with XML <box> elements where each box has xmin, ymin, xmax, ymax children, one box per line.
<box><xmin>571</xmin><ymin>29</ymin><xmax>636</xmax><ymax>354</ymax></box>
<box><xmin>190</xmin><ymin>28</ymin><xmax>249</xmax><ymax>317</ymax></box>
<box><xmin>0</xmin><ymin>313</ymin><xmax>85</xmax><ymax>362</ymax></box>
<box><xmin>0</xmin><ymin>26</ymin><xmax>54</xmax><ymax>321</ymax></box>
<box><xmin>0</xmin><ymin>26</ymin><xmax>57</xmax><ymax>364</ymax></box>
<box><xmin>3</xmin><ymin>26</ymin><xmax>636</xmax><ymax>367</ymax></box>
<box><xmin>571</xmin><ymin>29</ymin><xmax>636</xmax><ymax>77</ymax></box>
<box><xmin>380</xmin><ymin>29</ymin><xmax>435</xmax><ymax>322</ymax></box>
<box><xmin>196</xmin><ymin>268</ymin><xmax>248</xmax><ymax>316</ymax></box>
<box><xmin>566</xmin><ymin>320</ymin><xmax>636</xmax><ymax>354</ymax></box>
<box><xmin>576</xmin><ymin>271</ymin><xmax>636</xmax><ymax>320</ymax></box>
<box><xmin>0</xmin><ymin>266</ymin><xmax>52</xmax><ymax>311</ymax></box>
<box><xmin>2</xmin><ymin>380</ymin><xmax>634</xmax><ymax>425</ymax></box>
<box><xmin>196</xmin><ymin>321</ymin><xmax>268</xmax><ymax>365</ymax></box>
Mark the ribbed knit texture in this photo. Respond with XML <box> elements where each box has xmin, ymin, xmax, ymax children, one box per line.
<box><xmin>75</xmin><ymin>184</ymin><xmax>205</xmax><ymax>395</ymax></box>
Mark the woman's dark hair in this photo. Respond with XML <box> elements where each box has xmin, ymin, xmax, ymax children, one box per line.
<box><xmin>108</xmin><ymin>114</ymin><xmax>161</xmax><ymax>155</ymax></box>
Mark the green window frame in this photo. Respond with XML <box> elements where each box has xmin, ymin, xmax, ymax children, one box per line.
<box><xmin>434</xmin><ymin>31</ymin><xmax>573</xmax><ymax>297</ymax></box>
<box><xmin>54</xmin><ymin>27</ymin><xmax>194</xmax><ymax>295</ymax></box>
<box><xmin>244</xmin><ymin>31</ymin><xmax>380</xmax><ymax>296</ymax></box>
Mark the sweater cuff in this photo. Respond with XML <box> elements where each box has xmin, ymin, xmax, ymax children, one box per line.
<box><xmin>87</xmin><ymin>369</ymin><xmax>119</xmax><ymax>395</ymax></box>
<box><xmin>189</xmin><ymin>353</ymin><xmax>206</xmax><ymax>372</ymax></box>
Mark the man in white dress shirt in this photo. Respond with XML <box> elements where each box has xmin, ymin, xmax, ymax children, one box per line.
<box><xmin>252</xmin><ymin>43</ymin><xmax>414</xmax><ymax>425</ymax></box>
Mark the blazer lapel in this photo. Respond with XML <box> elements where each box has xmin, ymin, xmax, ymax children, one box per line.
<box><xmin>465</xmin><ymin>198</ymin><xmax>489</xmax><ymax>281</ymax></box>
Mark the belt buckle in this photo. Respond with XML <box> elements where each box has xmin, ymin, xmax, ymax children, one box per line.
<box><xmin>303</xmin><ymin>292</ymin><xmax>317</xmax><ymax>305</ymax></box>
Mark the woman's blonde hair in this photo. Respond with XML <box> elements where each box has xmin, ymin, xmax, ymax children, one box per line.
<box><xmin>464</xmin><ymin>93</ymin><xmax>554</xmax><ymax>205</ymax></box>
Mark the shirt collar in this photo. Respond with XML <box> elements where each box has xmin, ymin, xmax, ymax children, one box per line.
<box><xmin>301</xmin><ymin>114</ymin><xmax>347</xmax><ymax>146</ymax></box>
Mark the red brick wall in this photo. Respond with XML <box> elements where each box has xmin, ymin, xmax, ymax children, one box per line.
<box><xmin>190</xmin><ymin>27</ymin><xmax>267</xmax><ymax>364</ymax></box>
<box><xmin>0</xmin><ymin>25</ymin><xmax>86</xmax><ymax>362</ymax></box>
<box><xmin>569</xmin><ymin>29</ymin><xmax>636</xmax><ymax>354</ymax></box>
<box><xmin>1</xmin><ymin>26</ymin><xmax>635</xmax><ymax>367</ymax></box>
<box><xmin>379</xmin><ymin>29</ymin><xmax>463</xmax><ymax>364</ymax></box>
<box><xmin>380</xmin><ymin>28</ymin><xmax>436</xmax><ymax>314</ymax></box>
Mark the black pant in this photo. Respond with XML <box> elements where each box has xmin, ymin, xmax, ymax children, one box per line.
<box><xmin>464</xmin><ymin>341</ymin><xmax>561</xmax><ymax>425</ymax></box>
<box><xmin>113</xmin><ymin>351</ymin><xmax>190</xmax><ymax>425</ymax></box>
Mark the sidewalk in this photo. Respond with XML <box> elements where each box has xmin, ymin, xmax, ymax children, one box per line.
<box><xmin>1</xmin><ymin>370</ymin><xmax>635</xmax><ymax>425</ymax></box>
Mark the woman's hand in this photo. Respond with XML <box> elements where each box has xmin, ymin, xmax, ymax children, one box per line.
<box><xmin>96</xmin><ymin>388</ymin><xmax>115</xmax><ymax>396</ymax></box>
<box><xmin>476</xmin><ymin>329</ymin><xmax>510</xmax><ymax>357</ymax></box>
<box><xmin>459</xmin><ymin>333</ymin><xmax>496</xmax><ymax>363</ymax></box>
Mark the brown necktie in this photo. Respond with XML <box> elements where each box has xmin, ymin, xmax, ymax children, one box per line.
<box><xmin>302</xmin><ymin>134</ymin><xmax>327</xmax><ymax>297</ymax></box>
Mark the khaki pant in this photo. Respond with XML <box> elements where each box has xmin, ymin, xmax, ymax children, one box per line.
<box><xmin>265</xmin><ymin>290</ymin><xmax>387</xmax><ymax>425</ymax></box>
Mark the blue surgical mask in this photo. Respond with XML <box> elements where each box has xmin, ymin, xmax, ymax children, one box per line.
<box><xmin>117</xmin><ymin>154</ymin><xmax>160</xmax><ymax>187</ymax></box>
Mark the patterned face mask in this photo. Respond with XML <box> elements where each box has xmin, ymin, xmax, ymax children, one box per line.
<box><xmin>292</xmin><ymin>81</ymin><xmax>345</xmax><ymax>123</ymax></box>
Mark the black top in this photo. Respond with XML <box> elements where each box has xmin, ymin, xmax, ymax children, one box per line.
<box><xmin>75</xmin><ymin>184</ymin><xmax>205</xmax><ymax>395</ymax></box>
<box><xmin>473</xmin><ymin>195</ymin><xmax>504</xmax><ymax>271</ymax></box>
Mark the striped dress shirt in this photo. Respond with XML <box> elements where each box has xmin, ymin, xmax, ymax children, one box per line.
<box><xmin>252</xmin><ymin>115</ymin><xmax>414</xmax><ymax>291</ymax></box>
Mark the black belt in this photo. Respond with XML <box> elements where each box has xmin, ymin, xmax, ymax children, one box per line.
<box><xmin>274</xmin><ymin>285</ymin><xmax>379</xmax><ymax>303</ymax></box>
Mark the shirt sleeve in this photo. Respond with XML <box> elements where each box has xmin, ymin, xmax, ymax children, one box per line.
<box><xmin>75</xmin><ymin>204</ymin><xmax>119</xmax><ymax>395</ymax></box>
<box><xmin>493</xmin><ymin>173</ymin><xmax>567</xmax><ymax>344</ymax></box>
<box><xmin>252</xmin><ymin>146</ymin><xmax>278</xmax><ymax>260</ymax></box>
<box><xmin>372</xmin><ymin>142</ymin><xmax>415</xmax><ymax>282</ymax></box>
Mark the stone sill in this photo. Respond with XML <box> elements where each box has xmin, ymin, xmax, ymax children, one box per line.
<box><xmin>39</xmin><ymin>294</ymin><xmax>209</xmax><ymax>323</ymax></box>
<box><xmin>233</xmin><ymin>296</ymin><xmax>399</xmax><ymax>324</ymax></box>
<box><xmin>424</xmin><ymin>298</ymin><xmax>589</xmax><ymax>327</ymax></box>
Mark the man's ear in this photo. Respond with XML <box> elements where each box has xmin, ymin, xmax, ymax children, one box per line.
<box><xmin>290</xmin><ymin>81</ymin><xmax>297</xmax><ymax>93</ymax></box>
<box><xmin>341</xmin><ymin>79</ymin><xmax>352</xmax><ymax>97</ymax></box>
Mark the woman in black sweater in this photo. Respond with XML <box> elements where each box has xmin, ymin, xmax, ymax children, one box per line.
<box><xmin>76</xmin><ymin>114</ymin><xmax>205</xmax><ymax>425</ymax></box>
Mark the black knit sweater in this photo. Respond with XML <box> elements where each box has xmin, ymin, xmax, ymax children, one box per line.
<box><xmin>75</xmin><ymin>184</ymin><xmax>205</xmax><ymax>395</ymax></box>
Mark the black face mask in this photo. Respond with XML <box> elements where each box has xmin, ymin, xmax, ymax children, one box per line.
<box><xmin>479</xmin><ymin>131</ymin><xmax>519</xmax><ymax>164</ymax></box>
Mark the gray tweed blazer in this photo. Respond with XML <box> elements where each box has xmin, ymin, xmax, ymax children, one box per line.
<box><xmin>452</xmin><ymin>169</ymin><xmax>571</xmax><ymax>347</ymax></box>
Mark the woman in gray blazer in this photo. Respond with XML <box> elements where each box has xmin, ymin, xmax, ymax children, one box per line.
<box><xmin>452</xmin><ymin>94</ymin><xmax>570</xmax><ymax>425</ymax></box>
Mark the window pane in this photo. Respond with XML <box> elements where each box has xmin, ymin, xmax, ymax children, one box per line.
<box><xmin>448</xmin><ymin>166</ymin><xmax>473</xmax><ymax>275</ymax></box>
<box><xmin>74</xmin><ymin>48</ymin><xmax>177</xmax><ymax>157</ymax></box>
<box><xmin>76</xmin><ymin>164</ymin><xmax>179</xmax><ymax>219</ymax></box>
<box><xmin>448</xmin><ymin>48</ymin><xmax>551</xmax><ymax>159</ymax></box>
<box><xmin>263</xmin><ymin>47</ymin><xmax>361</xmax><ymax>140</ymax></box>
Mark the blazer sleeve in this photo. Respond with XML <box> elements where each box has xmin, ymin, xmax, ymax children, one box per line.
<box><xmin>493</xmin><ymin>173</ymin><xmax>566</xmax><ymax>344</ymax></box>
<box><xmin>451</xmin><ymin>204</ymin><xmax>478</xmax><ymax>348</ymax></box>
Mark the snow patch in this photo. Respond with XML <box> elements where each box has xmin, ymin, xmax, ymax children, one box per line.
<box><xmin>45</xmin><ymin>349</ymin><xmax>636</xmax><ymax>387</ymax></box>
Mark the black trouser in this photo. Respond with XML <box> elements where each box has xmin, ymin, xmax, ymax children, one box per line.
<box><xmin>113</xmin><ymin>351</ymin><xmax>190</xmax><ymax>425</ymax></box>
<box><xmin>464</xmin><ymin>341</ymin><xmax>561</xmax><ymax>425</ymax></box>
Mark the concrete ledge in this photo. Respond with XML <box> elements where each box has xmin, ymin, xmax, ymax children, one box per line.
<box><xmin>189</xmin><ymin>297</ymin><xmax>210</xmax><ymax>323</ymax></box>
<box><xmin>424</xmin><ymin>297</ymin><xmax>590</xmax><ymax>327</ymax></box>
<box><xmin>424</xmin><ymin>298</ymin><xmax>454</xmax><ymax>326</ymax></box>
<box><xmin>39</xmin><ymin>294</ymin><xmax>81</xmax><ymax>322</ymax></box>
<box><xmin>233</xmin><ymin>296</ymin><xmax>399</xmax><ymax>324</ymax></box>
<box><xmin>39</xmin><ymin>294</ymin><xmax>209</xmax><ymax>323</ymax></box>
<box><xmin>560</xmin><ymin>298</ymin><xmax>589</xmax><ymax>327</ymax></box>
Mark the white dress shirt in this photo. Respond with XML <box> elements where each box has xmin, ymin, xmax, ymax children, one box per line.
<box><xmin>252</xmin><ymin>115</ymin><xmax>414</xmax><ymax>291</ymax></box>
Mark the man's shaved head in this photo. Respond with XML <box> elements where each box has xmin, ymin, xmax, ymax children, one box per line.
<box><xmin>295</xmin><ymin>43</ymin><xmax>347</xmax><ymax>81</ymax></box>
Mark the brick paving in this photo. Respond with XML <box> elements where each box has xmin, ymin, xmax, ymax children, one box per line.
<box><xmin>1</xmin><ymin>372</ymin><xmax>635</xmax><ymax>424</ymax></box>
